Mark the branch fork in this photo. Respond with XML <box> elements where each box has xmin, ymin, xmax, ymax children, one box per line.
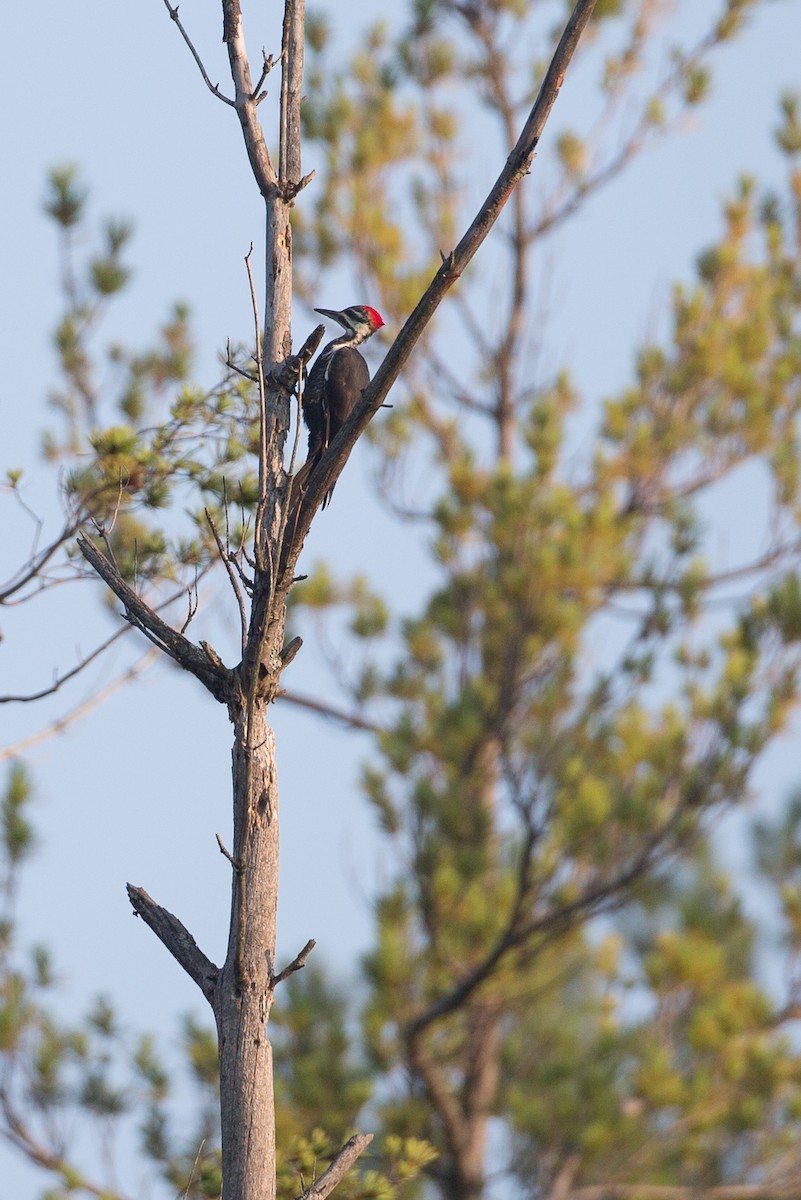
<box><xmin>271</xmin><ymin>937</ymin><xmax>316</xmax><ymax>987</ymax></box>
<box><xmin>127</xmin><ymin>884</ymin><xmax>219</xmax><ymax>1007</ymax></box>
<box><xmin>77</xmin><ymin>533</ymin><xmax>233</xmax><ymax>703</ymax></box>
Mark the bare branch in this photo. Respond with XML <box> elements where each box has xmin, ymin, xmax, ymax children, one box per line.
<box><xmin>226</xmin><ymin>337</ymin><xmax>259</xmax><ymax>383</ymax></box>
<box><xmin>0</xmin><ymin>513</ymin><xmax>84</xmax><ymax>604</ymax></box>
<box><xmin>269</xmin><ymin>321</ymin><xmax>325</xmax><ymax>394</ymax></box>
<box><xmin>278</xmin><ymin>688</ymin><xmax>382</xmax><ymax>734</ymax></box>
<box><xmin>271</xmin><ymin>937</ymin><xmax>316</xmax><ymax>986</ymax></box>
<box><xmin>127</xmin><ymin>884</ymin><xmax>219</xmax><ymax>1007</ymax></box>
<box><xmin>0</xmin><ymin>622</ymin><xmax>131</xmax><ymax>704</ymax></box>
<box><xmin>77</xmin><ymin>533</ymin><xmax>233</xmax><ymax>702</ymax></box>
<box><xmin>182</xmin><ymin>1140</ymin><xmax>208</xmax><ymax>1200</ymax></box>
<box><xmin>297</xmin><ymin>1134</ymin><xmax>374</xmax><ymax>1200</ymax></box>
<box><xmin>280</xmin><ymin>636</ymin><xmax>303</xmax><ymax>669</ymax></box>
<box><xmin>161</xmin><ymin>0</ymin><xmax>235</xmax><ymax>106</ymax></box>
<box><xmin>222</xmin><ymin>0</ymin><xmax>277</xmax><ymax>195</ymax></box>
<box><xmin>283</xmin><ymin>169</ymin><xmax>316</xmax><ymax>201</ymax></box>
<box><xmin>180</xmin><ymin>576</ymin><xmax>200</xmax><ymax>634</ymax></box>
<box><xmin>216</xmin><ymin>832</ymin><xmax>242</xmax><ymax>871</ymax></box>
<box><xmin>251</xmin><ymin>49</ymin><xmax>278</xmax><ymax>102</ymax></box>
<box><xmin>296</xmin><ymin>323</ymin><xmax>326</xmax><ymax>367</ymax></box>
<box><xmin>1</xmin><ymin>569</ymin><xmax>214</xmax><ymax>706</ymax></box>
<box><xmin>0</xmin><ymin>647</ymin><xmax>159</xmax><ymax>761</ymax></box>
<box><xmin>205</xmin><ymin>507</ymin><xmax>248</xmax><ymax>655</ymax></box>
<box><xmin>279</xmin><ymin>0</ymin><xmax>305</xmax><ymax>187</ymax></box>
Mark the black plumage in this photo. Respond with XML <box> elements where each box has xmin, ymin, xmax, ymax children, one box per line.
<box><xmin>302</xmin><ymin>345</ymin><xmax>370</xmax><ymax>506</ymax></box>
<box><xmin>293</xmin><ymin>304</ymin><xmax>384</xmax><ymax>508</ymax></box>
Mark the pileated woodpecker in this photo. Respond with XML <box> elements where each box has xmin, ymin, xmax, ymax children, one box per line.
<box><xmin>294</xmin><ymin>304</ymin><xmax>385</xmax><ymax>507</ymax></box>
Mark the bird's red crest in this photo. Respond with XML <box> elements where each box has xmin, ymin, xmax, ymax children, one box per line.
<box><xmin>363</xmin><ymin>306</ymin><xmax>385</xmax><ymax>330</ymax></box>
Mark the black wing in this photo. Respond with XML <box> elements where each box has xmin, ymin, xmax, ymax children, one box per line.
<box><xmin>302</xmin><ymin>344</ymin><xmax>334</xmax><ymax>463</ymax></box>
<box><xmin>297</xmin><ymin>344</ymin><xmax>370</xmax><ymax>508</ymax></box>
<box><xmin>325</xmin><ymin>347</ymin><xmax>370</xmax><ymax>442</ymax></box>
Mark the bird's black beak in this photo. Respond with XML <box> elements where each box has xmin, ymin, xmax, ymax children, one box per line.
<box><xmin>314</xmin><ymin>307</ymin><xmax>349</xmax><ymax>330</ymax></box>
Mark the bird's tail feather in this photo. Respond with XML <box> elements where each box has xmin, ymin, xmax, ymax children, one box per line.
<box><xmin>290</xmin><ymin>456</ymin><xmax>314</xmax><ymax>505</ymax></box>
<box><xmin>289</xmin><ymin>448</ymin><xmax>338</xmax><ymax>511</ymax></box>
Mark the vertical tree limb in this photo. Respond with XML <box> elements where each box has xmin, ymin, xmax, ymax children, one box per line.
<box><xmin>279</xmin><ymin>0</ymin><xmax>305</xmax><ymax>186</ymax></box>
<box><xmin>222</xmin><ymin>0</ymin><xmax>276</xmax><ymax>198</ymax></box>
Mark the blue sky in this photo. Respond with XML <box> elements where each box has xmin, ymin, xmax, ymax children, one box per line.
<box><xmin>2</xmin><ymin>0</ymin><xmax>801</xmax><ymax>1193</ymax></box>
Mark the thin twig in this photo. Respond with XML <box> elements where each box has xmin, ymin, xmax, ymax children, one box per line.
<box><xmin>271</xmin><ymin>937</ymin><xmax>316</xmax><ymax>986</ymax></box>
<box><xmin>251</xmin><ymin>49</ymin><xmax>277</xmax><ymax>102</ymax></box>
<box><xmin>0</xmin><ymin>622</ymin><xmax>131</xmax><ymax>704</ymax></box>
<box><xmin>180</xmin><ymin>1139</ymin><xmax>207</xmax><ymax>1200</ymax></box>
<box><xmin>287</xmin><ymin>360</ymin><xmax>305</xmax><ymax>482</ymax></box>
<box><xmin>244</xmin><ymin>243</ymin><xmax>269</xmax><ymax>572</ymax></box>
<box><xmin>278</xmin><ymin>689</ymin><xmax>381</xmax><ymax>734</ymax></box>
<box><xmin>0</xmin><ymin>647</ymin><xmax>159</xmax><ymax>760</ymax></box>
<box><xmin>0</xmin><ymin>511</ymin><xmax>84</xmax><ymax>602</ymax></box>
<box><xmin>91</xmin><ymin>516</ymin><xmax>120</xmax><ymax>573</ymax></box>
<box><xmin>270</xmin><ymin>358</ymin><xmax>306</xmax><ymax>611</ymax></box>
<box><xmin>162</xmin><ymin>0</ymin><xmax>235</xmax><ymax>106</ymax></box>
<box><xmin>180</xmin><ymin>576</ymin><xmax>199</xmax><ymax>634</ymax></box>
<box><xmin>1</xmin><ymin>568</ymin><xmax>212</xmax><ymax>706</ymax></box>
<box><xmin>226</xmin><ymin>337</ymin><xmax>259</xmax><ymax>384</ymax></box>
<box><xmin>223</xmin><ymin>480</ymin><xmax>255</xmax><ymax>594</ymax></box>
<box><xmin>206</xmin><ymin>507</ymin><xmax>248</xmax><ymax>655</ymax></box>
<box><xmin>216</xmin><ymin>833</ymin><xmax>242</xmax><ymax>871</ymax></box>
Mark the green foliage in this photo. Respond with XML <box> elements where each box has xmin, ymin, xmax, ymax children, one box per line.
<box><xmin>1</xmin><ymin>763</ymin><xmax>35</xmax><ymax>878</ymax></box>
<box><xmin>556</xmin><ymin>130</ymin><xmax>587</xmax><ymax>178</ymax></box>
<box><xmin>272</xmin><ymin>967</ymin><xmax>372</xmax><ymax>1144</ymax></box>
<box><xmin>586</xmin><ymin>0</ymin><xmax>624</xmax><ymax>18</ymax></box>
<box><xmin>682</xmin><ymin>64</ymin><xmax>710</xmax><ymax>106</ymax></box>
<box><xmin>716</xmin><ymin>0</ymin><xmax>761</xmax><ymax>42</ymax></box>
<box><xmin>777</xmin><ymin>91</ymin><xmax>801</xmax><ymax>156</ymax></box>
<box><xmin>36</xmin><ymin>168</ymin><xmax>269</xmax><ymax>595</ymax></box>
<box><xmin>293</xmin><ymin>7</ymin><xmax>801</xmax><ymax>1187</ymax></box>
<box><xmin>277</xmin><ymin>1129</ymin><xmax>437</xmax><ymax>1200</ymax></box>
<box><xmin>44</xmin><ymin>165</ymin><xmax>86</xmax><ymax>230</ymax></box>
